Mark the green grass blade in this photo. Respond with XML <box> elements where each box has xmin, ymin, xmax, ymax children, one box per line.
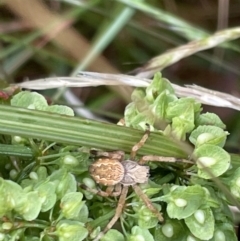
<box><xmin>0</xmin><ymin>105</ymin><xmax>187</xmax><ymax>158</ymax></box>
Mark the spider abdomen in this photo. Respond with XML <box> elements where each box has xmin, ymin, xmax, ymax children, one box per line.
<box><xmin>89</xmin><ymin>158</ymin><xmax>125</xmax><ymax>186</ymax></box>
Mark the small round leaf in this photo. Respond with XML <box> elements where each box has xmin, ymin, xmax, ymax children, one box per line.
<box><xmin>194</xmin><ymin>144</ymin><xmax>230</xmax><ymax>179</ymax></box>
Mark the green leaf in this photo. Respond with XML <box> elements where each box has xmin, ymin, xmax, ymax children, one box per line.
<box><xmin>125</xmin><ymin>73</ymin><xmax>178</xmax><ymax>130</ymax></box>
<box><xmin>49</xmin><ymin>169</ymin><xmax>77</xmax><ymax>199</ymax></box>
<box><xmin>194</xmin><ymin>144</ymin><xmax>231</xmax><ymax>179</ymax></box>
<box><xmin>0</xmin><ymin>178</ymin><xmax>23</xmax><ymax>217</ymax></box>
<box><xmin>77</xmin><ymin>203</ymin><xmax>89</xmax><ymax>223</ymax></box>
<box><xmin>137</xmin><ymin>203</ymin><xmax>161</xmax><ymax>229</ymax></box>
<box><xmin>229</xmin><ymin>167</ymin><xmax>240</xmax><ymax>200</ymax></box>
<box><xmin>61</xmin><ymin>155</ymin><xmax>79</xmax><ymax>167</ymax></box>
<box><xmin>37</xmin><ymin>166</ymin><xmax>48</xmax><ymax>181</ymax></box>
<box><xmin>202</xmin><ymin>187</ymin><xmax>220</xmax><ymax>209</ymax></box>
<box><xmin>128</xmin><ymin>226</ymin><xmax>154</xmax><ymax>241</ymax></box>
<box><xmin>212</xmin><ymin>204</ymin><xmax>233</xmax><ymax>224</ymax></box>
<box><xmin>125</xmin><ymin>107</ymin><xmax>155</xmax><ymax>130</ymax></box>
<box><xmin>24</xmin><ymin>236</ymin><xmax>40</xmax><ymax>241</ymax></box>
<box><xmin>4</xmin><ymin>179</ymin><xmax>24</xmax><ymax>208</ymax></box>
<box><xmin>166</xmin><ymin>97</ymin><xmax>201</xmax><ymax>121</ymax></box>
<box><xmin>185</xmin><ymin>234</ymin><xmax>202</xmax><ymax>241</ymax></box>
<box><xmin>142</xmin><ymin>187</ymin><xmax>162</xmax><ymax>197</ymax></box>
<box><xmin>56</xmin><ymin>220</ymin><xmax>88</xmax><ymax>241</ymax></box>
<box><xmin>11</xmin><ymin>91</ymin><xmax>74</xmax><ymax>116</ymax></box>
<box><xmin>62</xmin><ymin>152</ymin><xmax>90</xmax><ymax>174</ymax></box>
<box><xmin>184</xmin><ymin>207</ymin><xmax>215</xmax><ymax>240</ymax></box>
<box><xmin>21</xmin><ymin>178</ymin><xmax>35</xmax><ymax>189</ymax></box>
<box><xmin>131</xmin><ymin>88</ymin><xmax>147</xmax><ymax>104</ymax></box>
<box><xmin>124</xmin><ymin>102</ymin><xmax>138</xmax><ymax>127</ymax></box>
<box><xmin>124</xmin><ymin>101</ymin><xmax>155</xmax><ymax>130</ymax></box>
<box><xmin>161</xmin><ymin>185</ymin><xmax>206</xmax><ymax>219</ymax></box>
<box><xmin>15</xmin><ymin>191</ymin><xmax>42</xmax><ymax>221</ymax></box>
<box><xmin>166</xmin><ymin>97</ymin><xmax>201</xmax><ymax>140</ymax></box>
<box><xmin>154</xmin><ymin>220</ymin><xmax>186</xmax><ymax>241</ymax></box>
<box><xmin>45</xmin><ymin>105</ymin><xmax>74</xmax><ymax>116</ymax></box>
<box><xmin>171</xmin><ymin>115</ymin><xmax>195</xmax><ymax>140</ymax></box>
<box><xmin>127</xmin><ymin>88</ymin><xmax>152</xmax><ymax>124</ymax></box>
<box><xmin>150</xmin><ymin>91</ymin><xmax>177</xmax><ymax>120</ymax></box>
<box><xmin>189</xmin><ymin>125</ymin><xmax>228</xmax><ymax>147</ymax></box>
<box><xmin>209</xmin><ymin>223</ymin><xmax>237</xmax><ymax>241</ymax></box>
<box><xmin>21</xmin><ymin>167</ymin><xmax>49</xmax><ymax>189</ymax></box>
<box><xmin>35</xmin><ymin>182</ymin><xmax>57</xmax><ymax>212</ymax></box>
<box><xmin>0</xmin><ymin>186</ymin><xmax>8</xmax><ymax>217</ymax></box>
<box><xmin>145</xmin><ymin>73</ymin><xmax>175</xmax><ymax>103</ymax></box>
<box><xmin>60</xmin><ymin>192</ymin><xmax>84</xmax><ymax>219</ymax></box>
<box><xmin>11</xmin><ymin>91</ymin><xmax>48</xmax><ymax>110</ymax></box>
<box><xmin>101</xmin><ymin>229</ymin><xmax>125</xmax><ymax>241</ymax></box>
<box><xmin>196</xmin><ymin>112</ymin><xmax>226</xmax><ymax>129</ymax></box>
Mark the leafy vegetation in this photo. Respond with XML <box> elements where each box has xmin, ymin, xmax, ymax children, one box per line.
<box><xmin>0</xmin><ymin>73</ymin><xmax>239</xmax><ymax>241</ymax></box>
<box><xmin>1</xmin><ymin>1</ymin><xmax>240</xmax><ymax>240</ymax></box>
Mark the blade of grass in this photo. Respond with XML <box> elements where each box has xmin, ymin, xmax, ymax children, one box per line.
<box><xmin>0</xmin><ymin>144</ymin><xmax>33</xmax><ymax>157</ymax></box>
<box><xmin>0</xmin><ymin>6</ymin><xmax>90</xmax><ymax>80</ymax></box>
<box><xmin>136</xmin><ymin>27</ymin><xmax>240</xmax><ymax>78</ymax></box>
<box><xmin>54</xmin><ymin>1</ymin><xmax>136</xmax><ymax>101</ymax></box>
<box><xmin>116</xmin><ymin>0</ymin><xmax>208</xmax><ymax>40</ymax></box>
<box><xmin>129</xmin><ymin>21</ymin><xmax>240</xmax><ymax>77</ymax></box>
<box><xmin>117</xmin><ymin>0</ymin><xmax>240</xmax><ymax>54</ymax></box>
<box><xmin>72</xmin><ymin>2</ymin><xmax>137</xmax><ymax>75</ymax></box>
<box><xmin>0</xmin><ymin>105</ymin><xmax>188</xmax><ymax>158</ymax></box>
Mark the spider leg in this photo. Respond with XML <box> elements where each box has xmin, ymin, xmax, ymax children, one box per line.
<box><xmin>93</xmin><ymin>186</ymin><xmax>129</xmax><ymax>241</ymax></box>
<box><xmin>112</xmin><ymin>183</ymin><xmax>122</xmax><ymax>196</ymax></box>
<box><xmin>104</xmin><ymin>184</ymin><xmax>122</xmax><ymax>197</ymax></box>
<box><xmin>91</xmin><ymin>150</ymin><xmax>125</xmax><ymax>161</ymax></box>
<box><xmin>132</xmin><ymin>184</ymin><xmax>164</xmax><ymax>222</ymax></box>
<box><xmin>138</xmin><ymin>155</ymin><xmax>193</xmax><ymax>165</ymax></box>
<box><xmin>79</xmin><ymin>184</ymin><xmax>122</xmax><ymax>197</ymax></box>
<box><xmin>130</xmin><ymin>125</ymin><xmax>150</xmax><ymax>159</ymax></box>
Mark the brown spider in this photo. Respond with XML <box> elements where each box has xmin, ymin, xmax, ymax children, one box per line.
<box><xmin>85</xmin><ymin>128</ymin><xmax>191</xmax><ymax>241</ymax></box>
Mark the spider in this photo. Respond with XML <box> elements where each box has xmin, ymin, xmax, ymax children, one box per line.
<box><xmin>84</xmin><ymin>127</ymin><xmax>191</xmax><ymax>241</ymax></box>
